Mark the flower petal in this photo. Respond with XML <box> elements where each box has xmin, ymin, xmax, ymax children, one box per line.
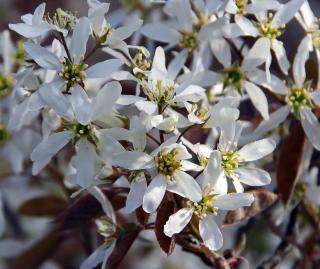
<box><xmin>214</xmin><ymin>193</ymin><xmax>254</xmax><ymax>210</ymax></box>
<box><xmin>142</xmin><ymin>174</ymin><xmax>167</xmax><ymax>213</ymax></box>
<box><xmin>164</xmin><ymin>208</ymin><xmax>194</xmax><ymax>237</ymax></box>
<box><xmin>112</xmin><ymin>151</ymin><xmax>154</xmax><ymax>170</ymax></box>
<box><xmin>125</xmin><ymin>176</ymin><xmax>147</xmax><ymax>213</ymax></box>
<box><xmin>199</xmin><ymin>215</ymin><xmax>223</xmax><ymax>251</ymax></box>
<box><xmin>300</xmin><ymin>107</ymin><xmax>320</xmax><ymax>150</ymax></box>
<box><xmin>141</xmin><ymin>24</ymin><xmax>181</xmax><ymax>44</ymax></box>
<box><xmin>86</xmin><ymin>59</ymin><xmax>122</xmax><ymax>79</ymax></box>
<box><xmin>234</xmin><ymin>167</ymin><xmax>272</xmax><ymax>186</ymax></box>
<box><xmin>168</xmin><ymin>170</ymin><xmax>202</xmax><ymax>202</ymax></box>
<box><xmin>238</xmin><ymin>138</ymin><xmax>276</xmax><ymax>162</ymax></box>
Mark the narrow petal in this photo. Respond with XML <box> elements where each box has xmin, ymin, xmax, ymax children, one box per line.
<box><xmin>214</xmin><ymin>193</ymin><xmax>254</xmax><ymax>210</ymax></box>
<box><xmin>68</xmin><ymin>85</ymin><xmax>92</xmax><ymax>125</ymax></box>
<box><xmin>238</xmin><ymin>138</ymin><xmax>276</xmax><ymax>162</ymax></box>
<box><xmin>31</xmin><ymin>131</ymin><xmax>73</xmax><ymax>162</ymax></box>
<box><xmin>300</xmin><ymin>107</ymin><xmax>320</xmax><ymax>150</ymax></box>
<box><xmin>92</xmin><ymin>81</ymin><xmax>121</xmax><ymax>120</ymax></box>
<box><xmin>234</xmin><ymin>167</ymin><xmax>272</xmax><ymax>186</ymax></box>
<box><xmin>142</xmin><ymin>174</ymin><xmax>167</xmax><ymax>213</ymax></box>
<box><xmin>112</xmin><ymin>151</ymin><xmax>154</xmax><ymax>170</ymax></box>
<box><xmin>24</xmin><ymin>42</ymin><xmax>61</xmax><ymax>70</ymax></box>
<box><xmin>254</xmin><ymin>106</ymin><xmax>290</xmax><ymax>135</ymax></box>
<box><xmin>164</xmin><ymin>208</ymin><xmax>194</xmax><ymax>237</ymax></box>
<box><xmin>69</xmin><ymin>17</ymin><xmax>91</xmax><ymax>63</ymax></box>
<box><xmin>125</xmin><ymin>176</ymin><xmax>147</xmax><ymax>213</ymax></box>
<box><xmin>244</xmin><ymin>81</ymin><xmax>269</xmax><ymax>120</ymax></box>
<box><xmin>272</xmin><ymin>40</ymin><xmax>290</xmax><ymax>75</ymax></box>
<box><xmin>168</xmin><ymin>170</ymin><xmax>202</xmax><ymax>202</ymax></box>
<box><xmin>199</xmin><ymin>216</ymin><xmax>223</xmax><ymax>251</ymax></box>
<box><xmin>242</xmin><ymin>37</ymin><xmax>271</xmax><ymax>72</ymax></box>
<box><xmin>141</xmin><ymin>24</ymin><xmax>181</xmax><ymax>44</ymax></box>
<box><xmin>80</xmin><ymin>244</ymin><xmax>112</xmax><ymax>269</ymax></box>
<box><xmin>167</xmin><ymin>50</ymin><xmax>188</xmax><ymax>81</ymax></box>
<box><xmin>86</xmin><ymin>59</ymin><xmax>122</xmax><ymax>79</ymax></box>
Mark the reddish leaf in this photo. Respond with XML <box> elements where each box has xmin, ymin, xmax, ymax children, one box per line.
<box><xmin>224</xmin><ymin>189</ymin><xmax>278</xmax><ymax>225</ymax></box>
<box><xmin>55</xmin><ymin>187</ymin><xmax>128</xmax><ymax>230</ymax></box>
<box><xmin>18</xmin><ymin>196</ymin><xmax>68</xmax><ymax>217</ymax></box>
<box><xmin>277</xmin><ymin>123</ymin><xmax>305</xmax><ymax>206</ymax></box>
<box><xmin>155</xmin><ymin>201</ymin><xmax>176</xmax><ymax>255</ymax></box>
<box><xmin>10</xmin><ymin>231</ymin><xmax>64</xmax><ymax>269</ymax></box>
<box><xmin>106</xmin><ymin>224</ymin><xmax>141</xmax><ymax>269</ymax></box>
<box><xmin>135</xmin><ymin>207</ymin><xmax>149</xmax><ymax>226</ymax></box>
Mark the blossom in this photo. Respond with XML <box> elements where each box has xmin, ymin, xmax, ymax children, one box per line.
<box><xmin>164</xmin><ymin>173</ymin><xmax>254</xmax><ymax>251</ymax></box>
<box><xmin>112</xmin><ymin>141</ymin><xmax>202</xmax><ymax>213</ymax></box>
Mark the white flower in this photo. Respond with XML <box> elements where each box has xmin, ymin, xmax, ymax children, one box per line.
<box><xmin>253</xmin><ymin>48</ymin><xmax>320</xmax><ymax>151</ymax></box>
<box><xmin>112</xmin><ymin>141</ymin><xmax>202</xmax><ymax>213</ymax></box>
<box><xmin>164</xmin><ymin>177</ymin><xmax>254</xmax><ymax>251</ymax></box>
<box><xmin>234</xmin><ymin>0</ymin><xmax>305</xmax><ymax>77</ymax></box>
<box><xmin>30</xmin><ymin>81</ymin><xmax>122</xmax><ymax>176</ymax></box>
<box><xmin>23</xmin><ymin>18</ymin><xmax>122</xmax><ymax>123</ymax></box>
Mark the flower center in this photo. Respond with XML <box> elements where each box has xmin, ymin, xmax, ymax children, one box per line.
<box><xmin>258</xmin><ymin>14</ymin><xmax>284</xmax><ymax>40</ymax></box>
<box><xmin>286</xmin><ymin>87</ymin><xmax>313</xmax><ymax>118</ymax></box>
<box><xmin>96</xmin><ymin>217</ymin><xmax>117</xmax><ymax>247</ymax></box>
<box><xmin>130</xmin><ymin>49</ymin><xmax>151</xmax><ymax>79</ymax></box>
<box><xmin>0</xmin><ymin>123</ymin><xmax>10</xmax><ymax>146</ymax></box>
<box><xmin>188</xmin><ymin>195</ymin><xmax>218</xmax><ymax>218</ymax></box>
<box><xmin>222</xmin><ymin>66</ymin><xmax>244</xmax><ymax>92</ymax></box>
<box><xmin>0</xmin><ymin>74</ymin><xmax>14</xmax><ymax>97</ymax></box>
<box><xmin>45</xmin><ymin>8</ymin><xmax>76</xmax><ymax>31</ymax></box>
<box><xmin>143</xmin><ymin>80</ymin><xmax>175</xmax><ymax>108</ymax></box>
<box><xmin>94</xmin><ymin>25</ymin><xmax>114</xmax><ymax>44</ymax></box>
<box><xmin>13</xmin><ymin>40</ymin><xmax>25</xmax><ymax>68</ymax></box>
<box><xmin>220</xmin><ymin>149</ymin><xmax>240</xmax><ymax>176</ymax></box>
<box><xmin>59</xmin><ymin>58</ymin><xmax>88</xmax><ymax>88</ymax></box>
<box><xmin>235</xmin><ymin>0</ymin><xmax>249</xmax><ymax>14</ymax></box>
<box><xmin>178</xmin><ymin>31</ymin><xmax>198</xmax><ymax>52</ymax></box>
<box><xmin>155</xmin><ymin>149</ymin><xmax>181</xmax><ymax>178</ymax></box>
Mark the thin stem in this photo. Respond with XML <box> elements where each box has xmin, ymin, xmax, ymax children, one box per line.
<box><xmin>146</xmin><ymin>133</ymin><xmax>161</xmax><ymax>145</ymax></box>
<box><xmin>59</xmin><ymin>32</ymin><xmax>72</xmax><ymax>61</ymax></box>
<box><xmin>84</xmin><ymin>43</ymin><xmax>101</xmax><ymax>62</ymax></box>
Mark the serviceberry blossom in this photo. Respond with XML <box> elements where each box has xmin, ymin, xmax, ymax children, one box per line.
<box><xmin>1</xmin><ymin>0</ymin><xmax>320</xmax><ymax>268</ymax></box>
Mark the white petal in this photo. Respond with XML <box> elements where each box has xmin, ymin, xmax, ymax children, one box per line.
<box><xmin>272</xmin><ymin>40</ymin><xmax>290</xmax><ymax>75</ymax></box>
<box><xmin>210</xmin><ymin>39</ymin><xmax>231</xmax><ymax>68</ymax></box>
<box><xmin>39</xmin><ymin>81</ymin><xmax>74</xmax><ymax>120</ymax></box>
<box><xmin>92</xmin><ymin>81</ymin><xmax>121</xmax><ymax>120</ymax></box>
<box><xmin>234</xmin><ymin>167</ymin><xmax>272</xmax><ymax>186</ymax></box>
<box><xmin>24</xmin><ymin>42</ymin><xmax>61</xmax><ymax>70</ymax></box>
<box><xmin>151</xmin><ymin>46</ymin><xmax>167</xmax><ymax>79</ymax></box>
<box><xmin>214</xmin><ymin>193</ymin><xmax>254</xmax><ymax>210</ymax></box>
<box><xmin>9</xmin><ymin>23</ymin><xmax>50</xmax><ymax>38</ymax></box>
<box><xmin>167</xmin><ymin>50</ymin><xmax>188</xmax><ymax>81</ymax></box>
<box><xmin>300</xmin><ymin>107</ymin><xmax>320</xmax><ymax>150</ymax></box>
<box><xmin>238</xmin><ymin>138</ymin><xmax>276</xmax><ymax>162</ymax></box>
<box><xmin>125</xmin><ymin>177</ymin><xmax>147</xmax><ymax>213</ymax></box>
<box><xmin>174</xmin><ymin>85</ymin><xmax>205</xmax><ymax>103</ymax></box>
<box><xmin>254</xmin><ymin>106</ymin><xmax>290</xmax><ymax>135</ymax></box>
<box><xmin>31</xmin><ymin>131</ymin><xmax>73</xmax><ymax>162</ymax></box>
<box><xmin>311</xmin><ymin>88</ymin><xmax>320</xmax><ymax>105</ymax></box>
<box><xmin>164</xmin><ymin>208</ymin><xmax>194</xmax><ymax>237</ymax></box>
<box><xmin>244</xmin><ymin>81</ymin><xmax>269</xmax><ymax>120</ymax></box>
<box><xmin>168</xmin><ymin>170</ymin><xmax>202</xmax><ymax>202</ymax></box>
<box><xmin>199</xmin><ymin>216</ymin><xmax>223</xmax><ymax>251</ymax></box>
<box><xmin>235</xmin><ymin>15</ymin><xmax>259</xmax><ymax>37</ymax></box>
<box><xmin>80</xmin><ymin>244</ymin><xmax>112</xmax><ymax>269</ymax></box>
<box><xmin>88</xmin><ymin>2</ymin><xmax>110</xmax><ymax>35</ymax></box>
<box><xmin>242</xmin><ymin>37</ymin><xmax>271</xmax><ymax>72</ymax></box>
<box><xmin>86</xmin><ymin>59</ymin><xmax>123</xmax><ymax>79</ymax></box>
<box><xmin>272</xmin><ymin>0</ymin><xmax>305</xmax><ymax>25</ymax></box>
<box><xmin>135</xmin><ymin>100</ymin><xmax>158</xmax><ymax>115</ymax></box>
<box><xmin>198</xmin><ymin>150</ymin><xmax>223</xmax><ymax>190</ymax></box>
<box><xmin>69</xmin><ymin>17</ymin><xmax>91</xmax><ymax>63</ymax></box>
<box><xmin>74</xmin><ymin>139</ymin><xmax>99</xmax><ymax>188</ymax></box>
<box><xmin>293</xmin><ymin>35</ymin><xmax>313</xmax><ymax>87</ymax></box>
<box><xmin>142</xmin><ymin>174</ymin><xmax>167</xmax><ymax>213</ymax></box>
<box><xmin>112</xmin><ymin>151</ymin><xmax>154</xmax><ymax>170</ymax></box>
<box><xmin>141</xmin><ymin>24</ymin><xmax>181</xmax><ymax>44</ymax></box>
<box><xmin>111</xmin><ymin>18</ymin><xmax>143</xmax><ymax>42</ymax></box>
<box><xmin>68</xmin><ymin>85</ymin><xmax>92</xmax><ymax>125</ymax></box>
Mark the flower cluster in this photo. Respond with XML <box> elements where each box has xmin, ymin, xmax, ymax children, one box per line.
<box><xmin>1</xmin><ymin>0</ymin><xmax>320</xmax><ymax>268</ymax></box>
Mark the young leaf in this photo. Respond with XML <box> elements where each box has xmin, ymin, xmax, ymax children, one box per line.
<box><xmin>18</xmin><ymin>196</ymin><xmax>68</xmax><ymax>217</ymax></box>
<box><xmin>155</xmin><ymin>200</ymin><xmax>176</xmax><ymax>255</ymax></box>
<box><xmin>277</xmin><ymin>123</ymin><xmax>305</xmax><ymax>206</ymax></box>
